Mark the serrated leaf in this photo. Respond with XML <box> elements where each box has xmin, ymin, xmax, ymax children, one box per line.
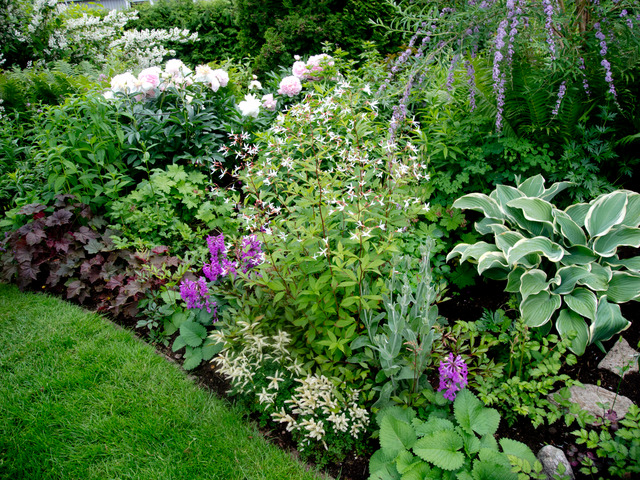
<box><xmin>520</xmin><ymin>290</ymin><xmax>561</xmax><ymax>327</ymax></box>
<box><xmin>454</xmin><ymin>389</ymin><xmax>500</xmax><ymax>436</ymax></box>
<box><xmin>395</xmin><ymin>450</ymin><xmax>419</xmax><ymax>474</ymax></box>
<box><xmin>606</xmin><ymin>271</ymin><xmax>640</xmax><ymax>303</ymax></box>
<box><xmin>201</xmin><ymin>340</ymin><xmax>223</xmax><ymax>360</ymax></box>
<box><xmin>555</xmin><ymin>309</ymin><xmax>589</xmax><ymax>356</ymax></box>
<box><xmin>585</xmin><ymin>191</ymin><xmax>627</xmax><ymax>238</ymax></box>
<box><xmin>589</xmin><ymin>297</ymin><xmax>630</xmax><ymax>345</ymax></box>
<box><xmin>182</xmin><ymin>347</ymin><xmax>203</xmax><ymax>370</ymax></box>
<box><xmin>172</xmin><ymin>335</ymin><xmax>187</xmax><ymax>352</ymax></box>
<box><xmin>413</xmin><ymin>431</ymin><xmax>464</xmax><ymax>471</ymax></box>
<box><xmin>380</xmin><ymin>415</ymin><xmax>417</xmax><ymax>458</ymax></box>
<box><xmin>399</xmin><ymin>461</ymin><xmax>431</xmax><ymax>480</ymax></box>
<box><xmin>414</xmin><ymin>417</ymin><xmax>455</xmax><ymax>437</ymax></box>
<box><xmin>506</xmin><ymin>237</ymin><xmax>564</xmax><ymax>267</ymax></box>
<box><xmin>179</xmin><ymin>321</ymin><xmax>207</xmax><ymax>348</ymax></box>
<box><xmin>471</xmin><ymin>459</ymin><xmax>517</xmax><ymax>480</ymax></box>
<box><xmin>564</xmin><ymin>288</ymin><xmax>597</xmax><ymax>321</ymax></box>
<box><xmin>499</xmin><ymin>438</ymin><xmax>538</xmax><ymax>466</ymax></box>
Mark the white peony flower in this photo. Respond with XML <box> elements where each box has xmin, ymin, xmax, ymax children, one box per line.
<box><xmin>238</xmin><ymin>94</ymin><xmax>261</xmax><ymax>118</ymax></box>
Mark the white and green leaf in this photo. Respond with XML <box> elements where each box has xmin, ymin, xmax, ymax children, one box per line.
<box><xmin>506</xmin><ymin>237</ymin><xmax>564</xmax><ymax>266</ymax></box>
<box><xmin>606</xmin><ymin>271</ymin><xmax>640</xmax><ymax>303</ymax></box>
<box><xmin>585</xmin><ymin>191</ymin><xmax>627</xmax><ymax>238</ymax></box>
<box><xmin>592</xmin><ymin>225</ymin><xmax>640</xmax><ymax>258</ymax></box>
<box><xmin>556</xmin><ymin>309</ymin><xmax>590</xmax><ymax>356</ymax></box>
<box><xmin>554</xmin><ymin>210</ymin><xmax>587</xmax><ymax>246</ymax></box>
<box><xmin>520</xmin><ymin>291</ymin><xmax>562</xmax><ymax>327</ymax></box>
<box><xmin>589</xmin><ymin>297</ymin><xmax>631</xmax><ymax>345</ymax></box>
<box><xmin>564</xmin><ymin>288</ymin><xmax>597</xmax><ymax>321</ymax></box>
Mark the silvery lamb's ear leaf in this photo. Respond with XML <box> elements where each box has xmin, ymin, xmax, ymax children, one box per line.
<box><xmin>606</xmin><ymin>271</ymin><xmax>640</xmax><ymax>303</ymax></box>
<box><xmin>592</xmin><ymin>225</ymin><xmax>640</xmax><ymax>258</ymax></box>
<box><xmin>565</xmin><ymin>202</ymin><xmax>590</xmax><ymax>228</ymax></box>
<box><xmin>620</xmin><ymin>191</ymin><xmax>640</xmax><ymax>227</ymax></box>
<box><xmin>453</xmin><ymin>193</ymin><xmax>503</xmax><ymax>219</ymax></box>
<box><xmin>564</xmin><ymin>288</ymin><xmax>597</xmax><ymax>321</ymax></box>
<box><xmin>494</xmin><ymin>230</ymin><xmax>525</xmax><ymax>255</ymax></box>
<box><xmin>555</xmin><ymin>309</ymin><xmax>589</xmax><ymax>356</ymax></box>
<box><xmin>505</xmin><ymin>266</ymin><xmax>526</xmax><ymax>293</ymax></box>
<box><xmin>507</xmin><ymin>197</ymin><xmax>554</xmax><ymax>227</ymax></box>
<box><xmin>540</xmin><ymin>181</ymin><xmax>573</xmax><ymax>202</ymax></box>
<box><xmin>517</xmin><ymin>174</ymin><xmax>545</xmax><ymax>197</ymax></box>
<box><xmin>552</xmin><ymin>265</ymin><xmax>591</xmax><ymax>295</ymax></box>
<box><xmin>585</xmin><ymin>191</ymin><xmax>627</xmax><ymax>238</ymax></box>
<box><xmin>519</xmin><ymin>269</ymin><xmax>553</xmax><ymax>301</ymax></box>
<box><xmin>506</xmin><ymin>237</ymin><xmax>564</xmax><ymax>266</ymax></box>
<box><xmin>554</xmin><ymin>210</ymin><xmax>587</xmax><ymax>246</ymax></box>
<box><xmin>520</xmin><ymin>290</ymin><xmax>562</xmax><ymax>327</ymax></box>
<box><xmin>589</xmin><ymin>297</ymin><xmax>630</xmax><ymax>345</ymax></box>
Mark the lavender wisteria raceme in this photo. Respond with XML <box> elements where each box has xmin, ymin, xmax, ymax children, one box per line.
<box><xmin>438</xmin><ymin>353</ymin><xmax>469</xmax><ymax>401</ymax></box>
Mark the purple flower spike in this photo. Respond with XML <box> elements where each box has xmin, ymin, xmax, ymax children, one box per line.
<box><xmin>438</xmin><ymin>353</ymin><xmax>469</xmax><ymax>401</ymax></box>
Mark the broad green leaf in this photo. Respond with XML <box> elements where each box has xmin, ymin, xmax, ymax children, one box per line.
<box><xmin>506</xmin><ymin>237</ymin><xmax>564</xmax><ymax>267</ymax></box>
<box><xmin>564</xmin><ymin>288</ymin><xmax>597</xmax><ymax>321</ymax></box>
<box><xmin>447</xmin><ymin>242</ymin><xmax>499</xmax><ymax>264</ymax></box>
<box><xmin>519</xmin><ymin>269</ymin><xmax>552</xmax><ymax>300</ymax></box>
<box><xmin>454</xmin><ymin>389</ymin><xmax>500</xmax><ymax>436</ymax></box>
<box><xmin>446</xmin><ymin>243</ymin><xmax>470</xmax><ymax>262</ymax></box>
<box><xmin>606</xmin><ymin>271</ymin><xmax>640</xmax><ymax>303</ymax></box>
<box><xmin>499</xmin><ymin>438</ymin><xmax>538</xmax><ymax>466</ymax></box>
<box><xmin>562</xmin><ymin>245</ymin><xmax>598</xmax><ymax>265</ymax></box>
<box><xmin>540</xmin><ymin>181</ymin><xmax>573</xmax><ymax>202</ymax></box>
<box><xmin>369</xmin><ymin>449</ymin><xmax>398</xmax><ymax>479</ymax></box>
<box><xmin>585</xmin><ymin>191</ymin><xmax>627</xmax><ymax>238</ymax></box>
<box><xmin>453</xmin><ymin>193</ymin><xmax>503</xmax><ymax>220</ymax></box>
<box><xmin>507</xmin><ymin>197</ymin><xmax>554</xmax><ymax>226</ymax></box>
<box><xmin>602</xmin><ymin>256</ymin><xmax>640</xmax><ymax>271</ymax></box>
<box><xmin>179</xmin><ymin>321</ymin><xmax>207</xmax><ymax>348</ymax></box>
<box><xmin>517</xmin><ymin>174</ymin><xmax>545</xmax><ymax>197</ymax></box>
<box><xmin>182</xmin><ymin>347</ymin><xmax>203</xmax><ymax>370</ymax></box>
<box><xmin>494</xmin><ymin>230</ymin><xmax>525</xmax><ymax>255</ymax></box>
<box><xmin>455</xmin><ymin>427</ymin><xmax>481</xmax><ymax>455</ymax></box>
<box><xmin>414</xmin><ymin>417</ymin><xmax>454</xmax><ymax>437</ymax></box>
<box><xmin>590</xmin><ymin>297</ymin><xmax>631</xmax><ymax>345</ymax></box>
<box><xmin>620</xmin><ymin>192</ymin><xmax>640</xmax><ymax>227</ymax></box>
<box><xmin>475</xmin><ymin>217</ymin><xmax>505</xmax><ymax>236</ymax></box>
<box><xmin>578</xmin><ymin>263</ymin><xmax>612</xmax><ymax>292</ymax></box>
<box><xmin>201</xmin><ymin>340</ymin><xmax>224</xmax><ymax>360</ymax></box>
<box><xmin>380</xmin><ymin>415</ymin><xmax>417</xmax><ymax>458</ymax></box>
<box><xmin>399</xmin><ymin>461</ymin><xmax>431</xmax><ymax>480</ymax></box>
<box><xmin>490</xmin><ymin>184</ymin><xmax>523</xmax><ymax>210</ymax></box>
<box><xmin>520</xmin><ymin>291</ymin><xmax>561</xmax><ymax>327</ymax></box>
<box><xmin>552</xmin><ymin>265</ymin><xmax>591</xmax><ymax>295</ymax></box>
<box><xmin>505</xmin><ymin>266</ymin><xmax>526</xmax><ymax>293</ymax></box>
<box><xmin>556</xmin><ymin>309</ymin><xmax>589</xmax><ymax>356</ymax></box>
<box><xmin>592</xmin><ymin>225</ymin><xmax>640</xmax><ymax>257</ymax></box>
<box><xmin>395</xmin><ymin>450</ymin><xmax>420</xmax><ymax>475</ymax></box>
<box><xmin>565</xmin><ymin>202</ymin><xmax>590</xmax><ymax>227</ymax></box>
<box><xmin>554</xmin><ymin>210</ymin><xmax>587</xmax><ymax>246</ymax></box>
<box><xmin>477</xmin><ymin>252</ymin><xmax>509</xmax><ymax>277</ymax></box>
<box><xmin>472</xmin><ymin>459</ymin><xmax>518</xmax><ymax>480</ymax></box>
<box><xmin>413</xmin><ymin>431</ymin><xmax>464</xmax><ymax>471</ymax></box>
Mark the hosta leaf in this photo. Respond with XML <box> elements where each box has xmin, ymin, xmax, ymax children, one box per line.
<box><xmin>603</xmin><ymin>256</ymin><xmax>640</xmax><ymax>271</ymax></box>
<box><xmin>578</xmin><ymin>263</ymin><xmax>612</xmax><ymax>292</ymax></box>
<box><xmin>517</xmin><ymin>174</ymin><xmax>545</xmax><ymax>197</ymax></box>
<box><xmin>565</xmin><ymin>288</ymin><xmax>597</xmax><ymax>321</ymax></box>
<box><xmin>446</xmin><ymin>244</ymin><xmax>470</xmax><ymax>263</ymax></box>
<box><xmin>520</xmin><ymin>291</ymin><xmax>561</xmax><ymax>327</ymax></box>
<box><xmin>505</xmin><ymin>266</ymin><xmax>526</xmax><ymax>293</ymax></box>
<box><xmin>606</xmin><ymin>271</ymin><xmax>640</xmax><ymax>303</ymax></box>
<box><xmin>554</xmin><ymin>210</ymin><xmax>587</xmax><ymax>246</ymax></box>
<box><xmin>590</xmin><ymin>297</ymin><xmax>631</xmax><ymax>345</ymax></box>
<box><xmin>592</xmin><ymin>225</ymin><xmax>640</xmax><ymax>257</ymax></box>
<box><xmin>447</xmin><ymin>242</ymin><xmax>499</xmax><ymax>264</ymax></box>
<box><xmin>179</xmin><ymin>321</ymin><xmax>208</xmax><ymax>348</ymax></box>
<box><xmin>490</xmin><ymin>184</ymin><xmax>523</xmax><ymax>210</ymax></box>
<box><xmin>540</xmin><ymin>181</ymin><xmax>573</xmax><ymax>202</ymax></box>
<box><xmin>454</xmin><ymin>389</ymin><xmax>500</xmax><ymax>436</ymax></box>
<box><xmin>475</xmin><ymin>218</ymin><xmax>506</xmax><ymax>236</ymax></box>
<box><xmin>494</xmin><ymin>231</ymin><xmax>525</xmax><ymax>255</ymax></box>
<box><xmin>519</xmin><ymin>269</ymin><xmax>552</xmax><ymax>300</ymax></box>
<box><xmin>556</xmin><ymin>309</ymin><xmax>589</xmax><ymax>356</ymax></box>
<box><xmin>506</xmin><ymin>237</ymin><xmax>564</xmax><ymax>267</ymax></box>
<box><xmin>380</xmin><ymin>415</ymin><xmax>417</xmax><ymax>458</ymax></box>
<box><xmin>477</xmin><ymin>252</ymin><xmax>509</xmax><ymax>278</ymax></box>
<box><xmin>553</xmin><ymin>265</ymin><xmax>591</xmax><ymax>295</ymax></box>
<box><xmin>585</xmin><ymin>191</ymin><xmax>627</xmax><ymax>238</ymax></box>
<box><xmin>562</xmin><ymin>245</ymin><xmax>599</xmax><ymax>265</ymax></box>
<box><xmin>453</xmin><ymin>193</ymin><xmax>503</xmax><ymax>220</ymax></box>
<box><xmin>507</xmin><ymin>197</ymin><xmax>554</xmax><ymax>226</ymax></box>
<box><xmin>565</xmin><ymin>202</ymin><xmax>590</xmax><ymax>227</ymax></box>
<box><xmin>621</xmin><ymin>191</ymin><xmax>640</xmax><ymax>227</ymax></box>
<box><xmin>413</xmin><ymin>431</ymin><xmax>464</xmax><ymax>471</ymax></box>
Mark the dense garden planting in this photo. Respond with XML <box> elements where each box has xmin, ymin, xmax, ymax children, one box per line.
<box><xmin>1</xmin><ymin>0</ymin><xmax>640</xmax><ymax>478</ymax></box>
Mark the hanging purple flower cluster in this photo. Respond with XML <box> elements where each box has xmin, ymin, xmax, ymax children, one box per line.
<box><xmin>179</xmin><ymin>277</ymin><xmax>217</xmax><ymax>316</ymax></box>
<box><xmin>551</xmin><ymin>81</ymin><xmax>567</xmax><ymax>116</ymax></box>
<box><xmin>493</xmin><ymin>19</ymin><xmax>509</xmax><ymax>132</ymax></box>
<box><xmin>543</xmin><ymin>0</ymin><xmax>557</xmax><ymax>60</ymax></box>
<box><xmin>438</xmin><ymin>353</ymin><xmax>469</xmax><ymax>401</ymax></box>
<box><xmin>594</xmin><ymin>21</ymin><xmax>617</xmax><ymax>98</ymax></box>
<box><xmin>578</xmin><ymin>57</ymin><xmax>591</xmax><ymax>96</ymax></box>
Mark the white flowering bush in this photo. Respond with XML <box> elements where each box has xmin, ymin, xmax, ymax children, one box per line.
<box><xmin>211</xmin><ymin>317</ymin><xmax>370</xmax><ymax>465</ymax></box>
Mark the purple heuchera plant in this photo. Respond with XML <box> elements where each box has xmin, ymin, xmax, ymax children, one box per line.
<box><xmin>438</xmin><ymin>353</ymin><xmax>469</xmax><ymax>401</ymax></box>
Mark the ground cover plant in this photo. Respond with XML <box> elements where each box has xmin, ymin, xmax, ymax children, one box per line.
<box><xmin>1</xmin><ymin>0</ymin><xmax>639</xmax><ymax>478</ymax></box>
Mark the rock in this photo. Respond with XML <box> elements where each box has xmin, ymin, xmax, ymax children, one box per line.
<box><xmin>565</xmin><ymin>384</ymin><xmax>634</xmax><ymax>420</ymax></box>
<box><xmin>598</xmin><ymin>337</ymin><xmax>639</xmax><ymax>377</ymax></box>
<box><xmin>537</xmin><ymin>445</ymin><xmax>574</xmax><ymax>480</ymax></box>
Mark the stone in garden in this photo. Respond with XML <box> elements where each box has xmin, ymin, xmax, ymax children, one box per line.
<box><xmin>537</xmin><ymin>445</ymin><xmax>574</xmax><ymax>480</ymax></box>
<box><xmin>562</xmin><ymin>384</ymin><xmax>634</xmax><ymax>420</ymax></box>
<box><xmin>598</xmin><ymin>337</ymin><xmax>639</xmax><ymax>377</ymax></box>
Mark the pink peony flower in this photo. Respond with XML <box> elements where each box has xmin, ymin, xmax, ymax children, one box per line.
<box><xmin>262</xmin><ymin>93</ymin><xmax>277</xmax><ymax>111</ymax></box>
<box><xmin>292</xmin><ymin>61</ymin><xmax>308</xmax><ymax>78</ymax></box>
<box><xmin>277</xmin><ymin>76</ymin><xmax>302</xmax><ymax>97</ymax></box>
<box><xmin>138</xmin><ymin>66</ymin><xmax>162</xmax><ymax>94</ymax></box>
<box><xmin>212</xmin><ymin>69</ymin><xmax>229</xmax><ymax>88</ymax></box>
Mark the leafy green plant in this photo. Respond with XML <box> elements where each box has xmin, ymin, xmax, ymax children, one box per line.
<box><xmin>369</xmin><ymin>389</ymin><xmax>545</xmax><ymax>480</ymax></box>
<box><xmin>447</xmin><ymin>174</ymin><xmax>639</xmax><ymax>355</ymax></box>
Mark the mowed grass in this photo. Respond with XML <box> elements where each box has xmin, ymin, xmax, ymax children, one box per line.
<box><xmin>0</xmin><ymin>284</ymin><xmax>323</xmax><ymax>480</ymax></box>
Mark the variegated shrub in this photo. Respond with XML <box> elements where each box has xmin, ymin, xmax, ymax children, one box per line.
<box><xmin>447</xmin><ymin>175</ymin><xmax>640</xmax><ymax>355</ymax></box>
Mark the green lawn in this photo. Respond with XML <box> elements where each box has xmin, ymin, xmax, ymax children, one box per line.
<box><xmin>0</xmin><ymin>283</ymin><xmax>323</xmax><ymax>480</ymax></box>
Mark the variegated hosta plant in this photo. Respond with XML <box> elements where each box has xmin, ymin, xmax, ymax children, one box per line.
<box><xmin>446</xmin><ymin>174</ymin><xmax>640</xmax><ymax>355</ymax></box>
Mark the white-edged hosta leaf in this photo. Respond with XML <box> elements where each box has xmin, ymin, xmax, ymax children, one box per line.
<box><xmin>589</xmin><ymin>297</ymin><xmax>631</xmax><ymax>345</ymax></box>
<box><xmin>564</xmin><ymin>288</ymin><xmax>597</xmax><ymax>321</ymax></box>
<box><xmin>540</xmin><ymin>181</ymin><xmax>573</xmax><ymax>202</ymax></box>
<box><xmin>565</xmin><ymin>202</ymin><xmax>590</xmax><ymax>227</ymax></box>
<box><xmin>552</xmin><ymin>265</ymin><xmax>591</xmax><ymax>295</ymax></box>
<box><xmin>507</xmin><ymin>197</ymin><xmax>554</xmax><ymax>226</ymax></box>
<box><xmin>578</xmin><ymin>263</ymin><xmax>612</xmax><ymax>292</ymax></box>
<box><xmin>517</xmin><ymin>174</ymin><xmax>545</xmax><ymax>197</ymax></box>
<box><xmin>495</xmin><ymin>230</ymin><xmax>525</xmax><ymax>255</ymax></box>
<box><xmin>453</xmin><ymin>193</ymin><xmax>503</xmax><ymax>219</ymax></box>
<box><xmin>490</xmin><ymin>184</ymin><xmax>523</xmax><ymax>210</ymax></box>
<box><xmin>562</xmin><ymin>245</ymin><xmax>598</xmax><ymax>265</ymax></box>
<box><xmin>554</xmin><ymin>210</ymin><xmax>587</xmax><ymax>246</ymax></box>
<box><xmin>592</xmin><ymin>225</ymin><xmax>640</xmax><ymax>257</ymax></box>
<box><xmin>606</xmin><ymin>271</ymin><xmax>640</xmax><ymax>303</ymax></box>
<box><xmin>505</xmin><ymin>266</ymin><xmax>526</xmax><ymax>293</ymax></box>
<box><xmin>556</xmin><ymin>309</ymin><xmax>589</xmax><ymax>356</ymax></box>
<box><xmin>603</xmin><ymin>256</ymin><xmax>640</xmax><ymax>271</ymax></box>
<box><xmin>475</xmin><ymin>217</ymin><xmax>506</xmax><ymax>236</ymax></box>
<box><xmin>506</xmin><ymin>237</ymin><xmax>564</xmax><ymax>266</ymax></box>
<box><xmin>519</xmin><ymin>269</ymin><xmax>552</xmax><ymax>300</ymax></box>
<box><xmin>446</xmin><ymin>242</ymin><xmax>498</xmax><ymax>264</ymax></box>
<box><xmin>520</xmin><ymin>291</ymin><xmax>561</xmax><ymax>327</ymax></box>
<box><xmin>447</xmin><ymin>243</ymin><xmax>470</xmax><ymax>262</ymax></box>
<box><xmin>621</xmin><ymin>192</ymin><xmax>640</xmax><ymax>227</ymax></box>
<box><xmin>413</xmin><ymin>431</ymin><xmax>464</xmax><ymax>471</ymax></box>
<box><xmin>477</xmin><ymin>251</ymin><xmax>509</xmax><ymax>277</ymax></box>
<box><xmin>585</xmin><ymin>191</ymin><xmax>627</xmax><ymax>238</ymax></box>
